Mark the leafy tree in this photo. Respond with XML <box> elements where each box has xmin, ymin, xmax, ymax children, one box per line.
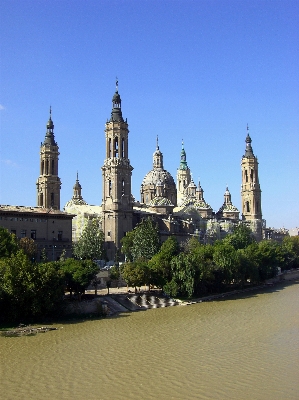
<box><xmin>0</xmin><ymin>227</ymin><xmax>19</xmax><ymax>258</ymax></box>
<box><xmin>281</xmin><ymin>236</ymin><xmax>299</xmax><ymax>270</ymax></box>
<box><xmin>60</xmin><ymin>258</ymin><xmax>99</xmax><ymax>299</ymax></box>
<box><xmin>223</xmin><ymin>223</ymin><xmax>255</xmax><ymax>250</ymax></box>
<box><xmin>121</xmin><ymin>230</ymin><xmax>135</xmax><ymax>262</ymax></box>
<box><xmin>148</xmin><ymin>236</ymin><xmax>179</xmax><ymax>288</ymax></box>
<box><xmin>237</xmin><ymin>243</ymin><xmax>260</xmax><ymax>285</ymax></box>
<box><xmin>40</xmin><ymin>247</ymin><xmax>48</xmax><ymax>262</ymax></box>
<box><xmin>109</xmin><ymin>265</ymin><xmax>120</xmax><ymax>281</ymax></box>
<box><xmin>73</xmin><ymin>218</ymin><xmax>105</xmax><ymax>260</ymax></box>
<box><xmin>213</xmin><ymin>241</ymin><xmax>238</xmax><ymax>285</ymax></box>
<box><xmin>0</xmin><ymin>251</ymin><xmax>64</xmax><ymax>321</ymax></box>
<box><xmin>257</xmin><ymin>240</ymin><xmax>283</xmax><ymax>280</ymax></box>
<box><xmin>169</xmin><ymin>253</ymin><xmax>195</xmax><ymax>298</ymax></box>
<box><xmin>187</xmin><ymin>241</ymin><xmax>215</xmax><ymax>295</ymax></box>
<box><xmin>121</xmin><ymin>259</ymin><xmax>150</xmax><ymax>291</ymax></box>
<box><xmin>163</xmin><ymin>279</ymin><xmax>179</xmax><ymax>298</ymax></box>
<box><xmin>131</xmin><ymin>219</ymin><xmax>160</xmax><ymax>261</ymax></box>
<box><xmin>19</xmin><ymin>237</ymin><xmax>37</xmax><ymax>260</ymax></box>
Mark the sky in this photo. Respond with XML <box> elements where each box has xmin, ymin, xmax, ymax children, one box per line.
<box><xmin>0</xmin><ymin>0</ymin><xmax>298</xmax><ymax>230</ymax></box>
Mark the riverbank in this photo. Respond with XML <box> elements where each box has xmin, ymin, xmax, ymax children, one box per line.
<box><xmin>101</xmin><ymin>269</ymin><xmax>299</xmax><ymax>313</ymax></box>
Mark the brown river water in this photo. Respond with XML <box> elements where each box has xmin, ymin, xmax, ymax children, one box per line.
<box><xmin>1</xmin><ymin>281</ymin><xmax>299</xmax><ymax>400</ymax></box>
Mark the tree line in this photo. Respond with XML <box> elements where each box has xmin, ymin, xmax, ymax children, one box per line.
<box><xmin>0</xmin><ymin>222</ymin><xmax>105</xmax><ymax>323</ymax></box>
<box><xmin>120</xmin><ymin>219</ymin><xmax>299</xmax><ymax>298</ymax></box>
<box><xmin>1</xmin><ymin>218</ymin><xmax>299</xmax><ymax>322</ymax></box>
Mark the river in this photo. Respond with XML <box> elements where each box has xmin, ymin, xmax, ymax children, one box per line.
<box><xmin>1</xmin><ymin>281</ymin><xmax>299</xmax><ymax>400</ymax></box>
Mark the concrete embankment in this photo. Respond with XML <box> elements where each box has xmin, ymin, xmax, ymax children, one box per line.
<box><xmin>68</xmin><ymin>269</ymin><xmax>299</xmax><ymax>317</ymax></box>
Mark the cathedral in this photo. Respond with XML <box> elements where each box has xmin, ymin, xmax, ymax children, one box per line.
<box><xmin>61</xmin><ymin>82</ymin><xmax>264</xmax><ymax>261</ymax></box>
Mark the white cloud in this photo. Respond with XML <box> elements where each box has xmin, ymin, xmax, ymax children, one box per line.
<box><xmin>1</xmin><ymin>159</ymin><xmax>18</xmax><ymax>168</ymax></box>
<box><xmin>0</xmin><ymin>104</ymin><xmax>5</xmax><ymax>111</ymax></box>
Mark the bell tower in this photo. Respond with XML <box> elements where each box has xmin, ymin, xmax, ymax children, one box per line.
<box><xmin>241</xmin><ymin>126</ymin><xmax>262</xmax><ymax>240</ymax></box>
<box><xmin>101</xmin><ymin>81</ymin><xmax>133</xmax><ymax>261</ymax></box>
<box><xmin>177</xmin><ymin>141</ymin><xmax>191</xmax><ymax>206</ymax></box>
<box><xmin>36</xmin><ymin>107</ymin><xmax>61</xmax><ymax>209</ymax></box>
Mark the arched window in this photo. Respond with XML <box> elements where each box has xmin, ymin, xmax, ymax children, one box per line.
<box><xmin>109</xmin><ymin>180</ymin><xmax>112</xmax><ymax>196</ymax></box>
<box><xmin>122</xmin><ymin>138</ymin><xmax>125</xmax><ymax>158</ymax></box>
<box><xmin>250</xmin><ymin>169</ymin><xmax>254</xmax><ymax>182</ymax></box>
<box><xmin>52</xmin><ymin>159</ymin><xmax>55</xmax><ymax>175</ymax></box>
<box><xmin>246</xmin><ymin>201</ymin><xmax>250</xmax><ymax>212</ymax></box>
<box><xmin>109</xmin><ymin>138</ymin><xmax>112</xmax><ymax>157</ymax></box>
<box><xmin>41</xmin><ymin>160</ymin><xmax>44</xmax><ymax>175</ymax></box>
<box><xmin>46</xmin><ymin>160</ymin><xmax>49</xmax><ymax>175</ymax></box>
<box><xmin>114</xmin><ymin>137</ymin><xmax>118</xmax><ymax>157</ymax></box>
<box><xmin>122</xmin><ymin>179</ymin><xmax>125</xmax><ymax>195</ymax></box>
<box><xmin>245</xmin><ymin>170</ymin><xmax>248</xmax><ymax>183</ymax></box>
<box><xmin>51</xmin><ymin>193</ymin><xmax>54</xmax><ymax>206</ymax></box>
<box><xmin>40</xmin><ymin>193</ymin><xmax>43</xmax><ymax>207</ymax></box>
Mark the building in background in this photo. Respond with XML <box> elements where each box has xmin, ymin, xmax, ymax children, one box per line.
<box><xmin>0</xmin><ymin>205</ymin><xmax>73</xmax><ymax>261</ymax></box>
<box><xmin>3</xmin><ymin>83</ymin><xmax>290</xmax><ymax>263</ymax></box>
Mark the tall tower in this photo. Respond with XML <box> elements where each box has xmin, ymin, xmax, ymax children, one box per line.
<box><xmin>72</xmin><ymin>172</ymin><xmax>86</xmax><ymax>204</ymax></box>
<box><xmin>241</xmin><ymin>126</ymin><xmax>262</xmax><ymax>240</ymax></box>
<box><xmin>101</xmin><ymin>81</ymin><xmax>133</xmax><ymax>261</ymax></box>
<box><xmin>177</xmin><ymin>141</ymin><xmax>191</xmax><ymax>206</ymax></box>
<box><xmin>36</xmin><ymin>108</ymin><xmax>61</xmax><ymax>209</ymax></box>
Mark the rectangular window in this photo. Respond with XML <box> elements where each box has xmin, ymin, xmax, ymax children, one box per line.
<box><xmin>31</xmin><ymin>230</ymin><xmax>36</xmax><ymax>240</ymax></box>
<box><xmin>107</xmin><ymin>231</ymin><xmax>111</xmax><ymax>237</ymax></box>
<box><xmin>21</xmin><ymin>229</ymin><xmax>26</xmax><ymax>238</ymax></box>
<box><xmin>58</xmin><ymin>231</ymin><xmax>63</xmax><ymax>241</ymax></box>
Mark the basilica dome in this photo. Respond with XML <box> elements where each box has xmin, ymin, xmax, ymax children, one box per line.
<box><xmin>140</xmin><ymin>140</ymin><xmax>177</xmax><ymax>206</ymax></box>
<box><xmin>142</xmin><ymin>169</ymin><xmax>175</xmax><ymax>187</ymax></box>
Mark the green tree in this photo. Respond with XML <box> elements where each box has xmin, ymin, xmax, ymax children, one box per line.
<box><xmin>187</xmin><ymin>241</ymin><xmax>215</xmax><ymax>295</ymax></box>
<box><xmin>213</xmin><ymin>241</ymin><xmax>239</xmax><ymax>286</ymax></box>
<box><xmin>121</xmin><ymin>260</ymin><xmax>150</xmax><ymax>292</ymax></box>
<box><xmin>0</xmin><ymin>251</ymin><xmax>64</xmax><ymax>321</ymax></box>
<box><xmin>120</xmin><ymin>230</ymin><xmax>135</xmax><ymax>262</ymax></box>
<box><xmin>237</xmin><ymin>243</ymin><xmax>260</xmax><ymax>285</ymax></box>
<box><xmin>148</xmin><ymin>236</ymin><xmax>179</xmax><ymax>288</ymax></box>
<box><xmin>60</xmin><ymin>258</ymin><xmax>98</xmax><ymax>299</ymax></box>
<box><xmin>223</xmin><ymin>223</ymin><xmax>255</xmax><ymax>250</ymax></box>
<box><xmin>169</xmin><ymin>253</ymin><xmax>195</xmax><ymax>298</ymax></box>
<box><xmin>257</xmin><ymin>240</ymin><xmax>283</xmax><ymax>281</ymax></box>
<box><xmin>73</xmin><ymin>218</ymin><xmax>105</xmax><ymax>260</ymax></box>
<box><xmin>0</xmin><ymin>227</ymin><xmax>19</xmax><ymax>258</ymax></box>
<box><xmin>19</xmin><ymin>237</ymin><xmax>37</xmax><ymax>260</ymax></box>
<box><xmin>281</xmin><ymin>236</ymin><xmax>299</xmax><ymax>270</ymax></box>
<box><xmin>131</xmin><ymin>219</ymin><xmax>160</xmax><ymax>261</ymax></box>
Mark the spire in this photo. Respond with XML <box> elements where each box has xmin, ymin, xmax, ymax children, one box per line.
<box><xmin>110</xmin><ymin>79</ymin><xmax>124</xmax><ymax>122</ymax></box>
<box><xmin>153</xmin><ymin>139</ymin><xmax>163</xmax><ymax>169</ymax></box>
<box><xmin>179</xmin><ymin>140</ymin><xmax>188</xmax><ymax>170</ymax></box>
<box><xmin>244</xmin><ymin>124</ymin><xmax>254</xmax><ymax>158</ymax></box>
<box><xmin>73</xmin><ymin>172</ymin><xmax>83</xmax><ymax>200</ymax></box>
<box><xmin>43</xmin><ymin>107</ymin><xmax>57</xmax><ymax>146</ymax></box>
<box><xmin>196</xmin><ymin>179</ymin><xmax>204</xmax><ymax>201</ymax></box>
<box><xmin>224</xmin><ymin>186</ymin><xmax>232</xmax><ymax>204</ymax></box>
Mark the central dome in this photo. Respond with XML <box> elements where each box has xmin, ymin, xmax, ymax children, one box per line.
<box><xmin>142</xmin><ymin>169</ymin><xmax>175</xmax><ymax>186</ymax></box>
<box><xmin>140</xmin><ymin>142</ymin><xmax>177</xmax><ymax>206</ymax></box>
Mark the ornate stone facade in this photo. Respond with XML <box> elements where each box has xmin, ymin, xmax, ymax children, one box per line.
<box><xmin>101</xmin><ymin>83</ymin><xmax>134</xmax><ymax>260</ymax></box>
<box><xmin>36</xmin><ymin>108</ymin><xmax>61</xmax><ymax>210</ymax></box>
<box><xmin>241</xmin><ymin>126</ymin><xmax>263</xmax><ymax>240</ymax></box>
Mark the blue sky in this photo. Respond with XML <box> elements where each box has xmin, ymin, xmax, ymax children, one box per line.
<box><xmin>0</xmin><ymin>0</ymin><xmax>298</xmax><ymax>229</ymax></box>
